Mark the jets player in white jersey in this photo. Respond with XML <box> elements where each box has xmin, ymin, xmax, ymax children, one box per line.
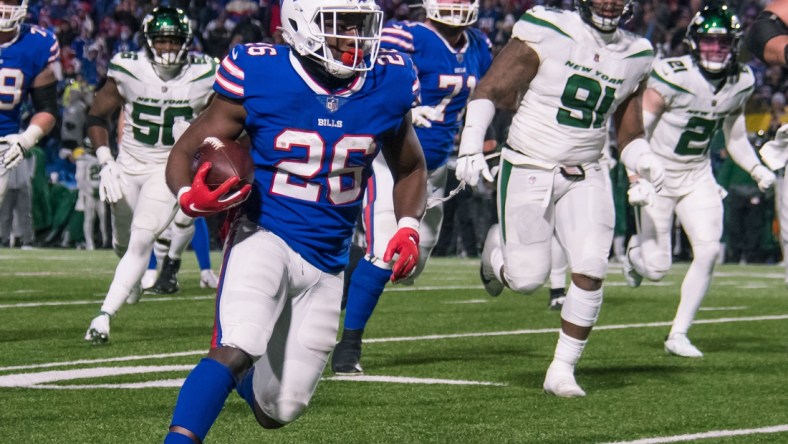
<box><xmin>84</xmin><ymin>7</ymin><xmax>217</xmax><ymax>344</ymax></box>
<box><xmin>0</xmin><ymin>0</ymin><xmax>60</xmax><ymax>207</ymax></box>
<box><xmin>456</xmin><ymin>0</ymin><xmax>665</xmax><ymax>397</ymax></box>
<box><xmin>622</xmin><ymin>4</ymin><xmax>775</xmax><ymax>358</ymax></box>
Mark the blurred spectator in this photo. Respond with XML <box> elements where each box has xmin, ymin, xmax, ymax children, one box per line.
<box><xmin>202</xmin><ymin>9</ymin><xmax>235</xmax><ymax>58</ymax></box>
<box><xmin>113</xmin><ymin>25</ymin><xmax>139</xmax><ymax>54</ymax></box>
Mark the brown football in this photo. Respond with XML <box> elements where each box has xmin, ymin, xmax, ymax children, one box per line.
<box><xmin>191</xmin><ymin>136</ymin><xmax>255</xmax><ymax>191</ymax></box>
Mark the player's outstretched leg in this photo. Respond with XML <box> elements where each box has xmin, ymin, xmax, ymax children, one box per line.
<box><xmin>332</xmin><ymin>258</ymin><xmax>391</xmax><ymax>374</ymax></box>
<box><xmin>480</xmin><ymin>224</ymin><xmax>504</xmax><ymax>296</ymax></box>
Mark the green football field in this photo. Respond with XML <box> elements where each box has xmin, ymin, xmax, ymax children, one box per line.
<box><xmin>1</xmin><ymin>248</ymin><xmax>787</xmax><ymax>443</ymax></box>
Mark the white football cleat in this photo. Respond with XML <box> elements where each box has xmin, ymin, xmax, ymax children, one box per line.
<box><xmin>141</xmin><ymin>269</ymin><xmax>158</xmax><ymax>290</ymax></box>
<box><xmin>543</xmin><ymin>364</ymin><xmax>586</xmax><ymax>398</ymax></box>
<box><xmin>84</xmin><ymin>313</ymin><xmax>111</xmax><ymax>345</ymax></box>
<box><xmin>200</xmin><ymin>269</ymin><xmax>219</xmax><ymax>289</ymax></box>
<box><xmin>664</xmin><ymin>334</ymin><xmax>703</xmax><ymax>358</ymax></box>
<box><xmin>480</xmin><ymin>224</ymin><xmax>504</xmax><ymax>296</ymax></box>
<box><xmin>125</xmin><ymin>284</ymin><xmax>142</xmax><ymax>304</ymax></box>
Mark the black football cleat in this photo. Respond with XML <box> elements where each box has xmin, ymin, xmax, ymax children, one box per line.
<box><xmin>331</xmin><ymin>329</ymin><xmax>364</xmax><ymax>375</ymax></box>
<box><xmin>148</xmin><ymin>256</ymin><xmax>181</xmax><ymax>294</ymax></box>
<box><xmin>548</xmin><ymin>288</ymin><xmax>565</xmax><ymax>311</ymax></box>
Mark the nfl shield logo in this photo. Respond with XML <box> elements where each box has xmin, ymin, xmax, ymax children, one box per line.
<box><xmin>326</xmin><ymin>96</ymin><xmax>339</xmax><ymax>113</ymax></box>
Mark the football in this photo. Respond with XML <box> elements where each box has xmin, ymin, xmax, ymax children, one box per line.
<box><xmin>191</xmin><ymin>136</ymin><xmax>255</xmax><ymax>191</ymax></box>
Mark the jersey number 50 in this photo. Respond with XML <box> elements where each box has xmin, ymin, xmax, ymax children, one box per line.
<box><xmin>132</xmin><ymin>103</ymin><xmax>193</xmax><ymax>146</ymax></box>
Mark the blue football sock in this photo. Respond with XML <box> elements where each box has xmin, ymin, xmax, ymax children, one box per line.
<box><xmin>343</xmin><ymin>259</ymin><xmax>391</xmax><ymax>331</ymax></box>
<box><xmin>147</xmin><ymin>251</ymin><xmax>157</xmax><ymax>270</ymax></box>
<box><xmin>163</xmin><ymin>432</ymin><xmax>194</xmax><ymax>444</ymax></box>
<box><xmin>235</xmin><ymin>366</ymin><xmax>256</xmax><ymax>410</ymax></box>
<box><xmin>167</xmin><ymin>358</ymin><xmax>236</xmax><ymax>442</ymax></box>
<box><xmin>192</xmin><ymin>217</ymin><xmax>212</xmax><ymax>271</ymax></box>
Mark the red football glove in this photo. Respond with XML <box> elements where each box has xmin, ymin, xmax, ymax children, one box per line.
<box><xmin>383</xmin><ymin>227</ymin><xmax>420</xmax><ymax>282</ymax></box>
<box><xmin>179</xmin><ymin>162</ymin><xmax>252</xmax><ymax>217</ymax></box>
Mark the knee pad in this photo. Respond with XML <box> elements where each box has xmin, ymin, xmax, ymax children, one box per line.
<box><xmin>561</xmin><ymin>285</ymin><xmax>603</xmax><ymax>327</ymax></box>
<box><xmin>265</xmin><ymin>398</ymin><xmax>307</xmax><ymax>425</ymax></box>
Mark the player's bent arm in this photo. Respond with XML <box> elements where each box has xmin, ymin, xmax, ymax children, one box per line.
<box><xmin>615</xmin><ymin>82</ymin><xmax>664</xmax><ymax>189</ymax></box>
<box><xmin>472</xmin><ymin>38</ymin><xmax>538</xmax><ymax>106</ymax></box>
<box><xmin>86</xmin><ymin>78</ymin><xmax>124</xmax><ymax>157</ymax></box>
<box><xmin>723</xmin><ymin>111</ymin><xmax>766</xmax><ymax>174</ymax></box>
<box><xmin>28</xmin><ymin>65</ymin><xmax>58</xmax><ymax>136</ymax></box>
<box><xmin>166</xmin><ymin>95</ymin><xmax>247</xmax><ymax>196</ymax></box>
<box><xmin>614</xmin><ymin>81</ymin><xmax>647</xmax><ymax>150</ymax></box>
<box><xmin>641</xmin><ymin>87</ymin><xmax>665</xmax><ymax>140</ymax></box>
<box><xmin>381</xmin><ymin>116</ymin><xmax>427</xmax><ymax>223</ymax></box>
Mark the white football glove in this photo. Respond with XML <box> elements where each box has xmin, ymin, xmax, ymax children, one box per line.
<box><xmin>455</xmin><ymin>153</ymin><xmax>494</xmax><ymax>187</ymax></box>
<box><xmin>750</xmin><ymin>164</ymin><xmax>776</xmax><ymax>192</ymax></box>
<box><xmin>411</xmin><ymin>106</ymin><xmax>440</xmax><ymax>128</ymax></box>
<box><xmin>634</xmin><ymin>153</ymin><xmax>665</xmax><ymax>191</ymax></box>
<box><xmin>627</xmin><ymin>179</ymin><xmax>656</xmax><ymax>207</ymax></box>
<box><xmin>0</xmin><ymin>134</ymin><xmax>23</xmax><ymax>169</ymax></box>
<box><xmin>759</xmin><ymin>124</ymin><xmax>788</xmax><ymax>170</ymax></box>
<box><xmin>98</xmin><ymin>159</ymin><xmax>126</xmax><ymax>204</ymax></box>
<box><xmin>1</xmin><ymin>125</ymin><xmax>43</xmax><ymax>169</ymax></box>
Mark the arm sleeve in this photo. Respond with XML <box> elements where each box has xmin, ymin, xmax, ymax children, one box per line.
<box><xmin>723</xmin><ymin>112</ymin><xmax>761</xmax><ymax>174</ymax></box>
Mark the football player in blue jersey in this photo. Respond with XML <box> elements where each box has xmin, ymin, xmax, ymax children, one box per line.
<box><xmin>332</xmin><ymin>0</ymin><xmax>491</xmax><ymax>375</ymax></box>
<box><xmin>0</xmin><ymin>0</ymin><xmax>60</xmax><ymax>207</ymax></box>
<box><xmin>161</xmin><ymin>0</ymin><xmax>427</xmax><ymax>441</ymax></box>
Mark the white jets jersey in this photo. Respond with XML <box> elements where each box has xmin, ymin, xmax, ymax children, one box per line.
<box><xmin>108</xmin><ymin>51</ymin><xmax>217</xmax><ymax>167</ymax></box>
<box><xmin>648</xmin><ymin>55</ymin><xmax>754</xmax><ymax>171</ymax></box>
<box><xmin>507</xmin><ymin>7</ymin><xmax>653</xmax><ymax>165</ymax></box>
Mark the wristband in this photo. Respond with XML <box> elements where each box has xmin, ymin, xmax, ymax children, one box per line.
<box><xmin>458</xmin><ymin>99</ymin><xmax>496</xmax><ymax>156</ymax></box>
<box><xmin>177</xmin><ymin>186</ymin><xmax>191</xmax><ymax>201</ymax></box>
<box><xmin>96</xmin><ymin>145</ymin><xmax>113</xmax><ymax>166</ymax></box>
<box><xmin>619</xmin><ymin>138</ymin><xmax>650</xmax><ymax>172</ymax></box>
<box><xmin>19</xmin><ymin>124</ymin><xmax>44</xmax><ymax>149</ymax></box>
<box><xmin>397</xmin><ymin>216</ymin><xmax>421</xmax><ymax>231</ymax></box>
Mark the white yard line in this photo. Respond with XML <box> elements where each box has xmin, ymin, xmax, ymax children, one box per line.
<box><xmin>601</xmin><ymin>424</ymin><xmax>788</xmax><ymax>444</ymax></box>
<box><xmin>0</xmin><ymin>365</ymin><xmax>504</xmax><ymax>389</ymax></box>
<box><xmin>2</xmin><ymin>314</ymin><xmax>786</xmax><ymax>372</ymax></box>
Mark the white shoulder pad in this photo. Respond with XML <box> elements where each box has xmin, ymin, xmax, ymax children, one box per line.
<box><xmin>647</xmin><ymin>56</ymin><xmax>692</xmax><ymax>103</ymax></box>
<box><xmin>512</xmin><ymin>6</ymin><xmax>575</xmax><ymax>48</ymax></box>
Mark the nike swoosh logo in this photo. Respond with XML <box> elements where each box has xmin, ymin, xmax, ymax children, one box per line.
<box><xmin>231</xmin><ymin>48</ymin><xmax>238</xmax><ymax>59</ymax></box>
<box><xmin>188</xmin><ymin>204</ymin><xmax>213</xmax><ymax>214</ymax></box>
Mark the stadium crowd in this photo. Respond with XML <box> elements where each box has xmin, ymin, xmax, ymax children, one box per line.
<box><xmin>0</xmin><ymin>0</ymin><xmax>785</xmax><ymax>266</ymax></box>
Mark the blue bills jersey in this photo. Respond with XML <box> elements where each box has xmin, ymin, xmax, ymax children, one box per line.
<box><xmin>214</xmin><ymin>44</ymin><xmax>419</xmax><ymax>273</ymax></box>
<box><xmin>0</xmin><ymin>24</ymin><xmax>60</xmax><ymax>136</ymax></box>
<box><xmin>381</xmin><ymin>21</ymin><xmax>492</xmax><ymax>170</ymax></box>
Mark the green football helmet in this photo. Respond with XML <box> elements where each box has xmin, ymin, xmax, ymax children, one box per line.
<box><xmin>141</xmin><ymin>7</ymin><xmax>193</xmax><ymax>69</ymax></box>
<box><xmin>686</xmin><ymin>3</ymin><xmax>742</xmax><ymax>75</ymax></box>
